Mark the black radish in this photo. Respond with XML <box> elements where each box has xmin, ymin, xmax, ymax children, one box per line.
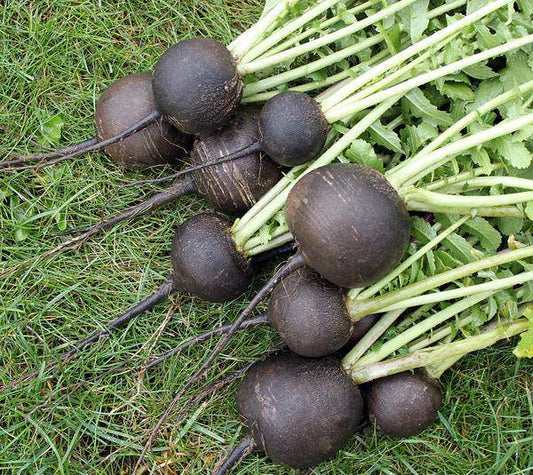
<box><xmin>365</xmin><ymin>370</ymin><xmax>443</xmax><ymax>438</ymax></box>
<box><xmin>1</xmin><ymin>73</ymin><xmax>191</xmax><ymax>170</ymax></box>
<box><xmin>235</xmin><ymin>352</ymin><xmax>364</xmax><ymax>469</ymax></box>
<box><xmin>152</xmin><ymin>39</ymin><xmax>243</xmax><ymax>135</ymax></box>
<box><xmin>199</xmin><ymin>91</ymin><xmax>329</xmax><ymax>167</ymax></box>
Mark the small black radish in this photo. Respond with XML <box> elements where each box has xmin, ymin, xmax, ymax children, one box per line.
<box><xmin>365</xmin><ymin>370</ymin><xmax>444</xmax><ymax>437</ymax></box>
<box><xmin>268</xmin><ymin>267</ymin><xmax>353</xmax><ymax>357</ymax></box>
<box><xmin>152</xmin><ymin>39</ymin><xmax>244</xmax><ymax>135</ymax></box>
<box><xmin>2</xmin><ymin>73</ymin><xmax>191</xmax><ymax>170</ymax></box>
<box><xmin>224</xmin><ymin>351</ymin><xmax>364</xmax><ymax>470</ymax></box>
<box><xmin>1</xmin><ymin>213</ymin><xmax>251</xmax><ymax>390</ymax></box>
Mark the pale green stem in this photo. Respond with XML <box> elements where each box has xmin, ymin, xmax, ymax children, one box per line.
<box><xmin>389</xmin><ymin>80</ymin><xmax>533</xmax><ymax>177</ymax></box>
<box><xmin>325</xmin><ymin>35</ymin><xmax>533</xmax><ymax>123</ymax></box>
<box><xmin>243</xmin><ymin>47</ymin><xmax>391</xmax><ymax>103</ymax></box>
<box><xmin>320</xmin><ymin>0</ymin><xmax>513</xmax><ymax>111</ymax></box>
<box><xmin>240</xmin><ymin>0</ymin><xmax>342</xmax><ymax>65</ymax></box>
<box><xmin>427</xmin><ymin>176</ymin><xmax>533</xmax><ymax>194</ymax></box>
<box><xmin>246</xmin><ymin>232</ymin><xmax>294</xmax><ymax>256</ymax></box>
<box><xmin>346</xmin><ymin>318</ymin><xmax>529</xmax><ymax>384</ymax></box>
<box><xmin>322</xmin><ymin>46</ymin><xmax>435</xmax><ymax>109</ymax></box>
<box><xmin>396</xmin><ymin>304</ymin><xmax>436</xmax><ymax>332</ymax></box>
<box><xmin>262</xmin><ymin>0</ymin><xmax>383</xmax><ymax>58</ymax></box>
<box><xmin>243</xmin><ymin>225</ymin><xmax>290</xmax><ymax>251</ymax></box>
<box><xmin>229</xmin><ymin>0</ymin><xmax>299</xmax><ymax>60</ymax></box>
<box><xmin>405</xmin><ymin>203</ymin><xmax>525</xmax><ymax>217</ymax></box>
<box><xmin>425</xmin><ymin>354</ymin><xmax>465</xmax><ymax>379</ymax></box>
<box><xmin>389</xmin><ymin>113</ymin><xmax>533</xmax><ymax>189</ymax></box>
<box><xmin>378</xmin><ymin>271</ymin><xmax>532</xmax><ymax>313</ymax></box>
<box><xmin>243</xmin><ymin>33</ymin><xmax>384</xmax><ymax>97</ymax></box>
<box><xmin>352</xmin><ymin>293</ymin><xmax>493</xmax><ymax>369</ymax></box>
<box><xmin>408</xmin><ymin>316</ymin><xmax>473</xmax><ymax>351</ymax></box>
<box><xmin>347</xmin><ymin>246</ymin><xmax>533</xmax><ymax>320</ymax></box>
<box><xmin>402</xmin><ymin>189</ymin><xmax>533</xmax><ymax>209</ymax></box>
<box><xmin>350</xmin><ymin>216</ymin><xmax>470</xmax><ymax>301</ymax></box>
<box><xmin>233</xmin><ymin>97</ymin><xmax>399</xmax><ymax>247</ymax></box>
<box><xmin>239</xmin><ymin>0</ymin><xmax>421</xmax><ymax>75</ymax></box>
<box><xmin>423</xmin><ymin>165</ymin><xmax>503</xmax><ymax>191</ymax></box>
<box><xmin>342</xmin><ymin>309</ymin><xmax>405</xmax><ymax>370</ymax></box>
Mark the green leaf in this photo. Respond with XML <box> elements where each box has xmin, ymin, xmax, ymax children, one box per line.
<box><xmin>404</xmin><ymin>88</ymin><xmax>453</xmax><ymax>127</ymax></box>
<box><xmin>398</xmin><ymin>0</ymin><xmax>430</xmax><ymax>43</ymax></box>
<box><xmin>463</xmin><ymin>62</ymin><xmax>497</xmax><ymax>80</ymax></box>
<box><xmin>525</xmin><ymin>201</ymin><xmax>533</xmax><ymax>220</ymax></box>
<box><xmin>443</xmin><ymin>233</ymin><xmax>477</xmax><ymax>263</ymax></box>
<box><xmin>410</xmin><ymin>216</ymin><xmax>437</xmax><ymax>244</ymax></box>
<box><xmin>440</xmin><ymin>83</ymin><xmax>476</xmax><ymax>101</ymax></box>
<box><xmin>495</xmin><ymin>138</ymin><xmax>532</xmax><ymax>169</ymax></box>
<box><xmin>501</xmin><ymin>51</ymin><xmax>533</xmax><ymax>91</ymax></box>
<box><xmin>470</xmin><ymin>148</ymin><xmax>493</xmax><ymax>175</ymax></box>
<box><xmin>497</xmin><ymin>216</ymin><xmax>524</xmax><ymax>235</ymax></box>
<box><xmin>464</xmin><ymin>217</ymin><xmax>502</xmax><ymax>251</ymax></box>
<box><xmin>369</xmin><ymin>121</ymin><xmax>403</xmax><ymax>154</ymax></box>
<box><xmin>40</xmin><ymin>115</ymin><xmax>64</xmax><ymax>146</ymax></box>
<box><xmin>344</xmin><ymin>139</ymin><xmax>383</xmax><ymax>172</ymax></box>
<box><xmin>514</xmin><ymin>326</ymin><xmax>533</xmax><ymax>358</ymax></box>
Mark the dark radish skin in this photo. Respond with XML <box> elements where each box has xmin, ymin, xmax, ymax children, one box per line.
<box><xmin>268</xmin><ymin>267</ymin><xmax>353</xmax><ymax>357</ymax></box>
<box><xmin>95</xmin><ymin>73</ymin><xmax>191</xmax><ymax>170</ymax></box>
<box><xmin>152</xmin><ymin>39</ymin><xmax>244</xmax><ymax>136</ymax></box>
<box><xmin>185</xmin><ymin>91</ymin><xmax>329</xmax><ymax>169</ymax></box>
<box><xmin>287</xmin><ymin>163</ymin><xmax>411</xmax><ymax>288</ymax></box>
<box><xmin>46</xmin><ymin>107</ymin><xmax>280</xmax><ymax>254</ymax></box>
<box><xmin>188</xmin><ymin>107</ymin><xmax>280</xmax><ymax>215</ymax></box>
<box><xmin>234</xmin><ymin>352</ymin><xmax>364</xmax><ymax>469</ymax></box>
<box><xmin>1</xmin><ymin>74</ymin><xmax>191</xmax><ymax>171</ymax></box>
<box><xmin>365</xmin><ymin>370</ymin><xmax>444</xmax><ymax>437</ymax></box>
<box><xmin>150</xmin><ymin>163</ymin><xmax>411</xmax><ymax>442</ymax></box>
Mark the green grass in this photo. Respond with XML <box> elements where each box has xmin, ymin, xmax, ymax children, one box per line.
<box><xmin>0</xmin><ymin>1</ymin><xmax>532</xmax><ymax>473</ymax></box>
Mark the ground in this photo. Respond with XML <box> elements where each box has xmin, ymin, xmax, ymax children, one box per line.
<box><xmin>0</xmin><ymin>1</ymin><xmax>532</xmax><ymax>473</ymax></box>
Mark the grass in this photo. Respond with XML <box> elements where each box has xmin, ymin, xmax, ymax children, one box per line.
<box><xmin>0</xmin><ymin>0</ymin><xmax>532</xmax><ymax>473</ymax></box>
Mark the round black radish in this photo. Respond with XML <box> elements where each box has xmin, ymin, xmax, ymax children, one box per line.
<box><xmin>259</xmin><ymin>91</ymin><xmax>329</xmax><ymax>166</ymax></box>
<box><xmin>268</xmin><ymin>267</ymin><xmax>352</xmax><ymax>357</ymax></box>
<box><xmin>171</xmin><ymin>213</ymin><xmax>251</xmax><ymax>302</ymax></box>
<box><xmin>152</xmin><ymin>39</ymin><xmax>243</xmax><ymax>135</ymax></box>
<box><xmin>237</xmin><ymin>352</ymin><xmax>363</xmax><ymax>469</ymax></box>
<box><xmin>95</xmin><ymin>73</ymin><xmax>191</xmax><ymax>170</ymax></box>
<box><xmin>286</xmin><ymin>163</ymin><xmax>410</xmax><ymax>288</ymax></box>
<box><xmin>190</xmin><ymin>107</ymin><xmax>281</xmax><ymax>216</ymax></box>
<box><xmin>365</xmin><ymin>370</ymin><xmax>443</xmax><ymax>437</ymax></box>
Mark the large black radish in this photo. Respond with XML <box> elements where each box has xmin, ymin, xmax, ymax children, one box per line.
<box><xmin>364</xmin><ymin>370</ymin><xmax>443</xmax><ymax>438</ymax></box>
<box><xmin>47</xmin><ymin>107</ymin><xmax>280</xmax><ymax>252</ymax></box>
<box><xmin>215</xmin><ymin>351</ymin><xmax>364</xmax><ymax>472</ymax></box>
<box><xmin>1</xmin><ymin>73</ymin><xmax>191</xmax><ymax>170</ymax></box>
